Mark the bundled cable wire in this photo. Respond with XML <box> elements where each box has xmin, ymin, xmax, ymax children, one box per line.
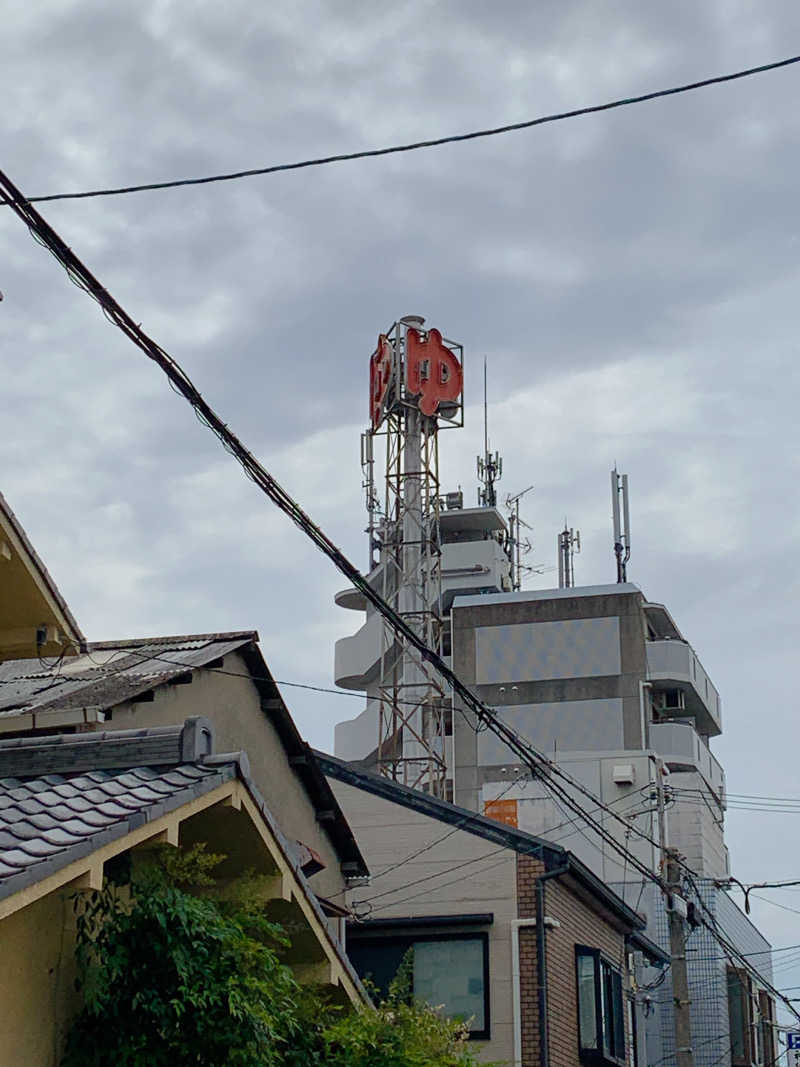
<box><xmin>2</xmin><ymin>163</ymin><xmax>798</xmax><ymax>1024</ymax></box>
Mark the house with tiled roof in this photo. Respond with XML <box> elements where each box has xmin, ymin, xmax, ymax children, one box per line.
<box><xmin>0</xmin><ymin>493</ymin><xmax>371</xmax><ymax>1063</ymax></box>
<box><xmin>0</xmin><ymin>632</ymin><xmax>368</xmax><ymax>904</ymax></box>
<box><xmin>0</xmin><ymin>719</ymin><xmax>367</xmax><ymax>1064</ymax></box>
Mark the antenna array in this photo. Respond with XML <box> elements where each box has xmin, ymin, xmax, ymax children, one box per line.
<box><xmin>557</xmin><ymin>525</ymin><xmax>581</xmax><ymax>588</ymax></box>
<box><xmin>611</xmin><ymin>468</ymin><xmax>631</xmax><ymax>582</ymax></box>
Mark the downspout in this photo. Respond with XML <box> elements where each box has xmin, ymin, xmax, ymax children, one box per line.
<box><xmin>512</xmin><ymin>918</ymin><xmax>537</xmax><ymax>1067</ymax></box>
<box><xmin>536</xmin><ymin>864</ymin><xmax>570</xmax><ymax>1067</ymax></box>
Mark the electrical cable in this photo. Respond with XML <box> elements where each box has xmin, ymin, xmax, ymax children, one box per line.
<box><xmin>749</xmin><ymin>894</ymin><xmax>800</xmax><ymax>918</ymax></box>
<box><xmin>675</xmin><ymin>789</ymin><xmax>800</xmax><ymax>804</ymax></box>
<box><xmin>0</xmin><ymin>161</ymin><xmax>674</xmax><ymax>899</ymax></box>
<box><xmin>4</xmin><ymin>163</ymin><xmax>799</xmax><ymax>1024</ymax></box>
<box><xmin>5</xmin><ymin>53</ymin><xmax>799</xmax><ymax>206</ymax></box>
<box><xmin>350</xmin><ymin>782</ymin><xmax>656</xmax><ymax>910</ymax></box>
<box><xmin>682</xmin><ymin>875</ymin><xmax>795</xmax><ymax>1022</ymax></box>
<box><xmin>328</xmin><ymin>770</ymin><xmax>532</xmax><ymax>902</ymax></box>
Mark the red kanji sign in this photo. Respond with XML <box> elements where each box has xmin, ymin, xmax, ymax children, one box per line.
<box><xmin>369</xmin><ymin>334</ymin><xmax>393</xmax><ymax>429</ymax></box>
<box><xmin>406</xmin><ymin>327</ymin><xmax>463</xmax><ymax>417</ymax></box>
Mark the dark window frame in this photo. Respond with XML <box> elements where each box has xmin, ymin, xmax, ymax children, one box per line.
<box><xmin>347</xmin><ymin>929</ymin><xmax>491</xmax><ymax>1040</ymax></box>
<box><xmin>575</xmin><ymin>945</ymin><xmax>627</xmax><ymax>1067</ymax></box>
<box><xmin>727</xmin><ymin>967</ymin><xmax>753</xmax><ymax>1067</ymax></box>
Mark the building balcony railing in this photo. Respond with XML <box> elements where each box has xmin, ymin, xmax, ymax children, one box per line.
<box><xmin>649</xmin><ymin>721</ymin><xmax>725</xmax><ymax>804</ymax></box>
<box><xmin>646</xmin><ymin>639</ymin><xmax>722</xmax><ymax>737</ymax></box>
<box><xmin>334</xmin><ymin>612</ymin><xmax>387</xmax><ymax>690</ymax></box>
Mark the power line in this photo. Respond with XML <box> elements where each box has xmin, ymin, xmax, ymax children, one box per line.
<box><xmin>0</xmin><ymin>160</ymin><xmax>670</xmax><ymax>896</ymax></box>
<box><xmin>750</xmin><ymin>894</ymin><xmax>800</xmax><ymax>918</ymax></box>
<box><xmin>0</xmin><ymin>163</ymin><xmax>755</xmax><ymax>909</ymax></box>
<box><xmin>727</xmin><ymin>878</ymin><xmax>800</xmax><ymax>892</ymax></box>
<box><xmin>680</xmin><ymin>868</ymin><xmax>794</xmax><ymax>1020</ymax></box>
<box><xmin>687</xmin><ymin>941</ymin><xmax>800</xmax><ymax>961</ymax></box>
<box><xmin>329</xmin><ymin>771</ymin><xmax>533</xmax><ymax>902</ymax></box>
<box><xmin>4</xmin><ymin>165</ymin><xmax>798</xmax><ymax>1026</ymax></box>
<box><xmin>3</xmin><ymin>53</ymin><xmax>798</xmax><ymax>207</ymax></box>
<box><xmin>718</xmin><ymin>876</ymin><xmax>800</xmax><ymax>915</ymax></box>
<box><xmin>351</xmin><ymin>782</ymin><xmax>656</xmax><ymax>911</ymax></box>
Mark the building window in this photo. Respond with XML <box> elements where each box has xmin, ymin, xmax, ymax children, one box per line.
<box><xmin>759</xmin><ymin>991</ymin><xmax>776</xmax><ymax>1066</ymax></box>
<box><xmin>576</xmin><ymin>947</ymin><xmax>626</xmax><ymax>1065</ymax></box>
<box><xmin>728</xmin><ymin>970</ymin><xmax>778</xmax><ymax>1067</ymax></box>
<box><xmin>728</xmin><ymin>968</ymin><xmax>750</xmax><ymax>1065</ymax></box>
<box><xmin>347</xmin><ymin>931</ymin><xmax>490</xmax><ymax>1039</ymax></box>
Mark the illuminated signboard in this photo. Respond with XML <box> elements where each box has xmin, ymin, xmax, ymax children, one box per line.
<box><xmin>405</xmin><ymin>327</ymin><xmax>463</xmax><ymax>417</ymax></box>
<box><xmin>369</xmin><ymin>334</ymin><xmax>393</xmax><ymax>430</ymax></box>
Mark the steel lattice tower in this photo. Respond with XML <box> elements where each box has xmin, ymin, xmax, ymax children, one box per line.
<box><xmin>362</xmin><ymin>316</ymin><xmax>463</xmax><ymax>797</ymax></box>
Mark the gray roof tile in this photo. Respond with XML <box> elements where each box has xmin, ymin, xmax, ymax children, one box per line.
<box><xmin>4</xmin><ymin>821</ymin><xmax>42</xmax><ymax>840</ymax></box>
<box><xmin>0</xmin><ymin>808</ymin><xmax>28</xmax><ymax>825</ymax></box>
<box><xmin>40</xmin><ymin>828</ymin><xmax>85</xmax><ymax>847</ymax></box>
<box><xmin>27</xmin><ymin>812</ymin><xmax>61</xmax><ymax>831</ymax></box>
<box><xmin>50</xmin><ymin>783</ymin><xmax>82</xmax><ymax>800</ymax></box>
<box><xmin>17</xmin><ymin>838</ymin><xmax>63</xmax><ymax>858</ymax></box>
<box><xmin>2</xmin><ymin>848</ymin><xmax>37</xmax><ymax>868</ymax></box>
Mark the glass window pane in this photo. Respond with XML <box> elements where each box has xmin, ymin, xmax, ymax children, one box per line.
<box><xmin>412</xmin><ymin>938</ymin><xmax>485</xmax><ymax>1031</ymax></box>
<box><xmin>577</xmin><ymin>953</ymin><xmax>598</xmax><ymax>1050</ymax></box>
<box><xmin>727</xmin><ymin>969</ymin><xmax>747</xmax><ymax>1064</ymax></box>
<box><xmin>347</xmin><ymin>939</ymin><xmax>411</xmax><ymax>999</ymax></box>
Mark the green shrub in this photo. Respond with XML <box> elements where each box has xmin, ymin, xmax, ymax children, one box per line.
<box><xmin>62</xmin><ymin>845</ymin><xmax>486</xmax><ymax>1067</ymax></box>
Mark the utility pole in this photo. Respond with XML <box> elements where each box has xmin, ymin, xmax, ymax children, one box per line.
<box><xmin>665</xmin><ymin>847</ymin><xmax>694</xmax><ymax>1067</ymax></box>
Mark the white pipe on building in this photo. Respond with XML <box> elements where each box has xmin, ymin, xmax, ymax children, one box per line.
<box><xmin>510</xmin><ymin>915</ymin><xmax>561</xmax><ymax>1067</ymax></box>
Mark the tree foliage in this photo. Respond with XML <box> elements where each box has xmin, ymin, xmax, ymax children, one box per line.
<box><xmin>62</xmin><ymin>845</ymin><xmax>485</xmax><ymax>1067</ymax></box>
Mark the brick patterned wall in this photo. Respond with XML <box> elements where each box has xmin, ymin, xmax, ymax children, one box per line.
<box><xmin>517</xmin><ymin>855</ymin><xmax>629</xmax><ymax>1067</ymax></box>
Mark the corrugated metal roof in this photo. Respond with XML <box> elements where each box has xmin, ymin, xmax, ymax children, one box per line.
<box><xmin>0</xmin><ymin>633</ymin><xmax>255</xmax><ymax>717</ymax></box>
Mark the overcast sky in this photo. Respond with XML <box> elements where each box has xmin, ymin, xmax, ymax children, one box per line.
<box><xmin>2</xmin><ymin>0</ymin><xmax>799</xmax><ymax>974</ymax></box>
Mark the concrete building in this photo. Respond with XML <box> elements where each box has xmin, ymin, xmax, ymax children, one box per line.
<box><xmin>448</xmin><ymin>582</ymin><xmax>727</xmax><ymax>884</ymax></box>
<box><xmin>0</xmin><ymin>719</ymin><xmax>366</xmax><ymax>1066</ymax></box>
<box><xmin>331</xmin><ymin>326</ymin><xmax>776</xmax><ymax>1065</ymax></box>
<box><xmin>333</xmin><ymin>535</ymin><xmax>774</xmax><ymax>1065</ymax></box>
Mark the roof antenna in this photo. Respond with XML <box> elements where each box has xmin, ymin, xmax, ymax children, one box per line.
<box><xmin>557</xmin><ymin>522</ymin><xmax>581</xmax><ymax>588</ymax></box>
<box><xmin>611</xmin><ymin>467</ymin><xmax>631</xmax><ymax>582</ymax></box>
<box><xmin>477</xmin><ymin>357</ymin><xmax>502</xmax><ymax>507</ymax></box>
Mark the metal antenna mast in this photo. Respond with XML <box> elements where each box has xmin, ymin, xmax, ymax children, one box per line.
<box><xmin>611</xmin><ymin>467</ymin><xmax>631</xmax><ymax>583</ymax></box>
<box><xmin>505</xmin><ymin>485</ymin><xmax>535</xmax><ymax>590</ymax></box>
<box><xmin>364</xmin><ymin>317</ymin><xmax>464</xmax><ymax>797</ymax></box>
<box><xmin>477</xmin><ymin>358</ymin><xmax>502</xmax><ymax>507</ymax></box>
<box><xmin>557</xmin><ymin>523</ymin><xmax>581</xmax><ymax>588</ymax></box>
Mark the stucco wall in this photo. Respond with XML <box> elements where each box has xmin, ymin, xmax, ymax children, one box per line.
<box><xmin>108</xmin><ymin>650</ymin><xmax>347</xmax><ymax>900</ymax></box>
<box><xmin>0</xmin><ymin>885</ymin><xmax>80</xmax><ymax>1067</ymax></box>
